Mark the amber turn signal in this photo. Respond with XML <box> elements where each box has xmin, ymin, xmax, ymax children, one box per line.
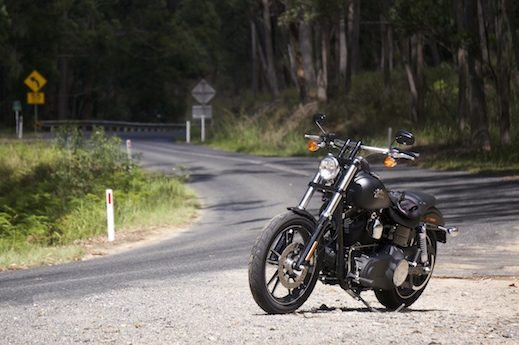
<box><xmin>308</xmin><ymin>141</ymin><xmax>318</xmax><ymax>152</ymax></box>
<box><xmin>384</xmin><ymin>157</ymin><xmax>396</xmax><ymax>168</ymax></box>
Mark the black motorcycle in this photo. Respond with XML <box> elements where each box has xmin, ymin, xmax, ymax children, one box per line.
<box><xmin>248</xmin><ymin>114</ymin><xmax>459</xmax><ymax>314</ymax></box>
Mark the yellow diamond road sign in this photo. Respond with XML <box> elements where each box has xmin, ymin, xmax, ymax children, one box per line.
<box><xmin>24</xmin><ymin>70</ymin><xmax>47</xmax><ymax>92</ymax></box>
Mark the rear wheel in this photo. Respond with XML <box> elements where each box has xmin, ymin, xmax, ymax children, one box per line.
<box><xmin>375</xmin><ymin>213</ymin><xmax>440</xmax><ymax>310</ymax></box>
<box><xmin>248</xmin><ymin>211</ymin><xmax>321</xmax><ymax>314</ymax></box>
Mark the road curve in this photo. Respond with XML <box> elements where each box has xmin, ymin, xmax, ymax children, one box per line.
<box><xmin>0</xmin><ymin>139</ymin><xmax>518</xmax><ymax>344</ymax></box>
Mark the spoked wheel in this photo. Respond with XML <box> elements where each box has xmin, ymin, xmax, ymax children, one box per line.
<box><xmin>375</xmin><ymin>226</ymin><xmax>438</xmax><ymax>311</ymax></box>
<box><xmin>248</xmin><ymin>211</ymin><xmax>321</xmax><ymax>314</ymax></box>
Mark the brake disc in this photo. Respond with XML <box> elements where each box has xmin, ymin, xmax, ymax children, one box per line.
<box><xmin>278</xmin><ymin>242</ymin><xmax>310</xmax><ymax>289</ymax></box>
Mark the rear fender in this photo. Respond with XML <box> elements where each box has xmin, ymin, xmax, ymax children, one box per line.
<box><xmin>423</xmin><ymin>207</ymin><xmax>447</xmax><ymax>243</ymax></box>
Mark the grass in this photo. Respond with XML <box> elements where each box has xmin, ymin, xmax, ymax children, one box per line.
<box><xmin>0</xmin><ymin>128</ymin><xmax>198</xmax><ymax>271</ymax></box>
<box><xmin>207</xmin><ymin>67</ymin><xmax>519</xmax><ymax>175</ymax></box>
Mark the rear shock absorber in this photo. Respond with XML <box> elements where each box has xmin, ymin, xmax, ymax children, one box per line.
<box><xmin>419</xmin><ymin>225</ymin><xmax>429</xmax><ymax>265</ymax></box>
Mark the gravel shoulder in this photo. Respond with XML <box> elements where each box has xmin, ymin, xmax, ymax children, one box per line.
<box><xmin>43</xmin><ymin>226</ymin><xmax>512</xmax><ymax>344</ymax></box>
<box><xmin>1</xmin><ymin>267</ymin><xmax>518</xmax><ymax>344</ymax></box>
<box><xmin>2</xmin><ymin>230</ymin><xmax>518</xmax><ymax>344</ymax></box>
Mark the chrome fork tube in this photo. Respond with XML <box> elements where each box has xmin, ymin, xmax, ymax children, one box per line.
<box><xmin>297</xmin><ymin>172</ymin><xmax>321</xmax><ymax>210</ymax></box>
<box><xmin>294</xmin><ymin>159</ymin><xmax>360</xmax><ymax>269</ymax></box>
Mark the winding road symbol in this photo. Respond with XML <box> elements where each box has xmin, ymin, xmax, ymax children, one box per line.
<box><xmin>30</xmin><ymin>76</ymin><xmax>40</xmax><ymax>88</ymax></box>
<box><xmin>24</xmin><ymin>70</ymin><xmax>47</xmax><ymax>92</ymax></box>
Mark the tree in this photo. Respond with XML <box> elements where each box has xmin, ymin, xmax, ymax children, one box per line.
<box><xmin>495</xmin><ymin>0</ymin><xmax>511</xmax><ymax>146</ymax></box>
<box><xmin>456</xmin><ymin>0</ymin><xmax>467</xmax><ymax>132</ymax></box>
<box><xmin>465</xmin><ymin>0</ymin><xmax>491</xmax><ymax>151</ymax></box>
<box><xmin>279</xmin><ymin>0</ymin><xmax>307</xmax><ymax>102</ymax></box>
<box><xmin>260</xmin><ymin>0</ymin><xmax>280</xmax><ymax>99</ymax></box>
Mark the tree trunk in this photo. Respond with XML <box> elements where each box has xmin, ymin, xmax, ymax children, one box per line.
<box><xmin>400</xmin><ymin>38</ymin><xmax>419</xmax><ymax>123</ymax></box>
<box><xmin>261</xmin><ymin>0</ymin><xmax>280</xmax><ymax>99</ymax></box>
<box><xmin>415</xmin><ymin>34</ymin><xmax>425</xmax><ymax>123</ymax></box>
<box><xmin>466</xmin><ymin>0</ymin><xmax>491</xmax><ymax>151</ymax></box>
<box><xmin>339</xmin><ymin>18</ymin><xmax>347</xmax><ymax>79</ymax></box>
<box><xmin>315</xmin><ymin>24</ymin><xmax>327</xmax><ymax>101</ymax></box>
<box><xmin>299</xmin><ymin>22</ymin><xmax>316</xmax><ymax>86</ymax></box>
<box><xmin>351</xmin><ymin>0</ymin><xmax>362</xmax><ymax>74</ymax></box>
<box><xmin>497</xmin><ymin>0</ymin><xmax>511</xmax><ymax>145</ymax></box>
<box><xmin>457</xmin><ymin>0</ymin><xmax>467</xmax><ymax>132</ymax></box>
<box><xmin>504</xmin><ymin>0</ymin><xmax>519</xmax><ymax>69</ymax></box>
<box><xmin>322</xmin><ymin>23</ymin><xmax>331</xmax><ymax>100</ymax></box>
<box><xmin>289</xmin><ymin>22</ymin><xmax>307</xmax><ymax>102</ymax></box>
<box><xmin>380</xmin><ymin>15</ymin><xmax>390</xmax><ymax>87</ymax></box>
<box><xmin>251</xmin><ymin>20</ymin><xmax>258</xmax><ymax>98</ymax></box>
<box><xmin>345</xmin><ymin>0</ymin><xmax>355</xmax><ymax>92</ymax></box>
<box><xmin>427</xmin><ymin>37</ymin><xmax>441</xmax><ymax>67</ymax></box>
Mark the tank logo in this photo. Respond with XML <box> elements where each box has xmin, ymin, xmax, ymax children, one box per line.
<box><xmin>373</xmin><ymin>188</ymin><xmax>386</xmax><ymax>199</ymax></box>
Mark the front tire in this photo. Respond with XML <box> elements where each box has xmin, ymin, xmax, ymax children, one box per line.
<box><xmin>248</xmin><ymin>211</ymin><xmax>321</xmax><ymax>314</ymax></box>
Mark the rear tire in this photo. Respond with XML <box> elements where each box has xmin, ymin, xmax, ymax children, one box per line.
<box><xmin>248</xmin><ymin>211</ymin><xmax>321</xmax><ymax>314</ymax></box>
<box><xmin>375</xmin><ymin>212</ymin><xmax>440</xmax><ymax>310</ymax></box>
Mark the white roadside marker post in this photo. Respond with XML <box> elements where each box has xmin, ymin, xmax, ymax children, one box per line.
<box><xmin>126</xmin><ymin>139</ymin><xmax>132</xmax><ymax>173</ymax></box>
<box><xmin>106</xmin><ymin>189</ymin><xmax>115</xmax><ymax>242</ymax></box>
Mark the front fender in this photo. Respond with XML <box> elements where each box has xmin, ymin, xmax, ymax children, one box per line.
<box><xmin>287</xmin><ymin>207</ymin><xmax>317</xmax><ymax>227</ymax></box>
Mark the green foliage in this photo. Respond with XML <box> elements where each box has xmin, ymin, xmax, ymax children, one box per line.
<box><xmin>210</xmin><ymin>89</ymin><xmax>311</xmax><ymax>156</ymax></box>
<box><xmin>0</xmin><ymin>0</ymin><xmax>211</xmax><ymax>124</ymax></box>
<box><xmin>209</xmin><ymin>66</ymin><xmax>519</xmax><ymax>174</ymax></box>
<box><xmin>0</xmin><ymin>128</ymin><xmax>197</xmax><ymax>257</ymax></box>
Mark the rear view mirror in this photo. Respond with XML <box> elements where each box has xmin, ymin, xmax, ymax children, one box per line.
<box><xmin>313</xmin><ymin>113</ymin><xmax>327</xmax><ymax>133</ymax></box>
<box><xmin>313</xmin><ymin>113</ymin><xmax>326</xmax><ymax>126</ymax></box>
<box><xmin>395</xmin><ymin>130</ymin><xmax>415</xmax><ymax>145</ymax></box>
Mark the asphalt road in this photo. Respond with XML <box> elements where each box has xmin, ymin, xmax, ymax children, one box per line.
<box><xmin>1</xmin><ymin>138</ymin><xmax>518</xmax><ymax>307</ymax></box>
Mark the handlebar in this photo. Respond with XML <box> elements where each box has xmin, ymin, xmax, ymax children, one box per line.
<box><xmin>304</xmin><ymin>134</ymin><xmax>418</xmax><ymax>161</ymax></box>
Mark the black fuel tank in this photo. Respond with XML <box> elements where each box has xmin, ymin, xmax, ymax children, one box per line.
<box><xmin>347</xmin><ymin>171</ymin><xmax>390</xmax><ymax>210</ymax></box>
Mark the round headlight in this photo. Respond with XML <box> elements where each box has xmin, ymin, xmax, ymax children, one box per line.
<box><xmin>319</xmin><ymin>156</ymin><xmax>340</xmax><ymax>181</ymax></box>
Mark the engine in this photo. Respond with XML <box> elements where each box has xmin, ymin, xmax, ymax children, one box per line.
<box><xmin>350</xmin><ymin>245</ymin><xmax>409</xmax><ymax>290</ymax></box>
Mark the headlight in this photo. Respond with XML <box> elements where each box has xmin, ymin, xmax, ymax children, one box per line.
<box><xmin>319</xmin><ymin>155</ymin><xmax>340</xmax><ymax>181</ymax></box>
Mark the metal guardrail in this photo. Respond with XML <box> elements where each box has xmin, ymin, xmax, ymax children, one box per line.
<box><xmin>40</xmin><ymin>120</ymin><xmax>186</xmax><ymax>133</ymax></box>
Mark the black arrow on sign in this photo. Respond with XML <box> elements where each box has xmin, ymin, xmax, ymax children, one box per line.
<box><xmin>30</xmin><ymin>77</ymin><xmax>40</xmax><ymax>88</ymax></box>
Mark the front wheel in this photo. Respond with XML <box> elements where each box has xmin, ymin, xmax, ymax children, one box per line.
<box><xmin>248</xmin><ymin>211</ymin><xmax>321</xmax><ymax>314</ymax></box>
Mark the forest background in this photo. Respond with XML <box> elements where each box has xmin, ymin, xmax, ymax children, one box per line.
<box><xmin>1</xmin><ymin>0</ymin><xmax>519</xmax><ymax>268</ymax></box>
<box><xmin>0</xmin><ymin>0</ymin><xmax>518</xmax><ymax>155</ymax></box>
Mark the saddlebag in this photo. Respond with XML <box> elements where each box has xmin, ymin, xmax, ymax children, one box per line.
<box><xmin>388</xmin><ymin>191</ymin><xmax>436</xmax><ymax>229</ymax></box>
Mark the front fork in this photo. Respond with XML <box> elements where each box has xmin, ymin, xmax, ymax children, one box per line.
<box><xmin>293</xmin><ymin>159</ymin><xmax>361</xmax><ymax>270</ymax></box>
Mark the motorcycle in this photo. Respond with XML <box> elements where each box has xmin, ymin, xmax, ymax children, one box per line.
<box><xmin>248</xmin><ymin>113</ymin><xmax>459</xmax><ymax>314</ymax></box>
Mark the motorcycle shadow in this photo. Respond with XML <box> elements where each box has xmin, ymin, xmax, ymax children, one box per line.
<box><xmin>295</xmin><ymin>304</ymin><xmax>444</xmax><ymax>314</ymax></box>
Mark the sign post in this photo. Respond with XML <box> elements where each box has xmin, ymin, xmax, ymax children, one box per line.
<box><xmin>191</xmin><ymin>79</ymin><xmax>215</xmax><ymax>142</ymax></box>
<box><xmin>12</xmin><ymin>101</ymin><xmax>22</xmax><ymax>135</ymax></box>
<box><xmin>24</xmin><ymin>70</ymin><xmax>47</xmax><ymax>133</ymax></box>
<box><xmin>19</xmin><ymin>115</ymin><xmax>23</xmax><ymax>139</ymax></box>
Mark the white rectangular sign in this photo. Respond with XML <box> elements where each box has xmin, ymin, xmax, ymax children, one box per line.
<box><xmin>192</xmin><ymin>105</ymin><xmax>212</xmax><ymax>119</ymax></box>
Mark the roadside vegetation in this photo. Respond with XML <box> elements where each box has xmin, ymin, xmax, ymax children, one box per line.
<box><xmin>209</xmin><ymin>67</ymin><xmax>519</xmax><ymax>175</ymax></box>
<box><xmin>0</xmin><ymin>128</ymin><xmax>197</xmax><ymax>271</ymax></box>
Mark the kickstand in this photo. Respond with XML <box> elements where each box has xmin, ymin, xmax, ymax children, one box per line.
<box><xmin>347</xmin><ymin>290</ymin><xmax>379</xmax><ymax>313</ymax></box>
<box><xmin>394</xmin><ymin>303</ymin><xmax>406</xmax><ymax>313</ymax></box>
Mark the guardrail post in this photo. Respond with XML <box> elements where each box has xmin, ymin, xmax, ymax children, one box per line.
<box><xmin>201</xmin><ymin>116</ymin><xmax>205</xmax><ymax>142</ymax></box>
<box><xmin>186</xmin><ymin>121</ymin><xmax>191</xmax><ymax>143</ymax></box>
